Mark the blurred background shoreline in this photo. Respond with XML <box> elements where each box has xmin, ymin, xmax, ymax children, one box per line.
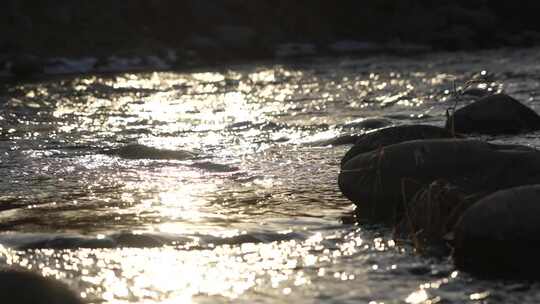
<box><xmin>2</xmin><ymin>0</ymin><xmax>540</xmax><ymax>78</ymax></box>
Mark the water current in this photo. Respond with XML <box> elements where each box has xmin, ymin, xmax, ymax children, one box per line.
<box><xmin>1</xmin><ymin>48</ymin><xmax>540</xmax><ymax>303</ymax></box>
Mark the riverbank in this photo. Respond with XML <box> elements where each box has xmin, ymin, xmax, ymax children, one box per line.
<box><xmin>2</xmin><ymin>1</ymin><xmax>540</xmax><ymax>78</ymax></box>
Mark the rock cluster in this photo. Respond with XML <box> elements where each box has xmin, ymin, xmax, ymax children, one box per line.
<box><xmin>338</xmin><ymin>93</ymin><xmax>540</xmax><ymax>277</ymax></box>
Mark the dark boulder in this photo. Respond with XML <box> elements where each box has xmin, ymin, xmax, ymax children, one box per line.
<box><xmin>339</xmin><ymin>139</ymin><xmax>540</xmax><ymax>222</ymax></box>
<box><xmin>453</xmin><ymin>185</ymin><xmax>540</xmax><ymax>278</ymax></box>
<box><xmin>341</xmin><ymin>125</ymin><xmax>455</xmax><ymax>168</ymax></box>
<box><xmin>446</xmin><ymin>93</ymin><xmax>540</xmax><ymax>134</ymax></box>
<box><xmin>0</xmin><ymin>269</ymin><xmax>82</xmax><ymax>304</ymax></box>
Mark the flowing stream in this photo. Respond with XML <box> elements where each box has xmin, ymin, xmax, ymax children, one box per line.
<box><xmin>1</xmin><ymin>47</ymin><xmax>540</xmax><ymax>303</ymax></box>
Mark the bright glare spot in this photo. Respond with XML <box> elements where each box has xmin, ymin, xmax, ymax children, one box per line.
<box><xmin>469</xmin><ymin>291</ymin><xmax>490</xmax><ymax>301</ymax></box>
<box><xmin>405</xmin><ymin>289</ymin><xmax>429</xmax><ymax>304</ymax></box>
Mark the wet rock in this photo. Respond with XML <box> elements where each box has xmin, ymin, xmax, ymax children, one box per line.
<box><xmin>17</xmin><ymin>235</ymin><xmax>115</xmax><ymax>250</ymax></box>
<box><xmin>275</xmin><ymin>43</ymin><xmax>316</xmax><ymax>58</ymax></box>
<box><xmin>339</xmin><ymin>139</ymin><xmax>540</xmax><ymax>222</ymax></box>
<box><xmin>328</xmin><ymin>40</ymin><xmax>383</xmax><ymax>54</ymax></box>
<box><xmin>113</xmin><ymin>232</ymin><xmax>166</xmax><ymax>248</ymax></box>
<box><xmin>446</xmin><ymin>94</ymin><xmax>540</xmax><ymax>134</ymax></box>
<box><xmin>340</xmin><ymin>117</ymin><xmax>393</xmax><ymax>130</ymax></box>
<box><xmin>453</xmin><ymin>185</ymin><xmax>540</xmax><ymax>277</ymax></box>
<box><xmin>0</xmin><ymin>269</ymin><xmax>82</xmax><ymax>304</ymax></box>
<box><xmin>189</xmin><ymin>161</ymin><xmax>239</xmax><ymax>172</ymax></box>
<box><xmin>104</xmin><ymin>144</ymin><xmax>197</xmax><ymax>160</ymax></box>
<box><xmin>306</xmin><ymin>118</ymin><xmax>393</xmax><ymax>147</ymax></box>
<box><xmin>461</xmin><ymin>87</ymin><xmax>492</xmax><ymax>98</ymax></box>
<box><xmin>341</xmin><ymin>125</ymin><xmax>455</xmax><ymax>168</ymax></box>
<box><xmin>43</xmin><ymin>57</ymin><xmax>97</xmax><ymax>75</ymax></box>
<box><xmin>385</xmin><ymin>41</ymin><xmax>432</xmax><ymax>54</ymax></box>
<box><xmin>309</xmin><ymin>134</ymin><xmax>362</xmax><ymax>147</ymax></box>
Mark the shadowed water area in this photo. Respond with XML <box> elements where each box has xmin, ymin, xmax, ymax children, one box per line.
<box><xmin>2</xmin><ymin>48</ymin><xmax>540</xmax><ymax>303</ymax></box>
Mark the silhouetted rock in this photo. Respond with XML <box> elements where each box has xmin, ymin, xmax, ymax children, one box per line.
<box><xmin>339</xmin><ymin>139</ymin><xmax>540</xmax><ymax>222</ymax></box>
<box><xmin>341</xmin><ymin>125</ymin><xmax>455</xmax><ymax>168</ymax></box>
<box><xmin>0</xmin><ymin>269</ymin><xmax>82</xmax><ymax>304</ymax></box>
<box><xmin>446</xmin><ymin>94</ymin><xmax>540</xmax><ymax>134</ymax></box>
<box><xmin>453</xmin><ymin>185</ymin><xmax>540</xmax><ymax>278</ymax></box>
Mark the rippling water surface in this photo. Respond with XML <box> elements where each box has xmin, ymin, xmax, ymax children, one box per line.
<box><xmin>2</xmin><ymin>48</ymin><xmax>540</xmax><ymax>303</ymax></box>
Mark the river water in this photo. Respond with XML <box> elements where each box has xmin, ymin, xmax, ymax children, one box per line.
<box><xmin>1</xmin><ymin>48</ymin><xmax>540</xmax><ymax>303</ymax></box>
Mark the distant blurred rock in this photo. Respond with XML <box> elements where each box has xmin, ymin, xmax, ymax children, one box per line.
<box><xmin>328</xmin><ymin>40</ymin><xmax>383</xmax><ymax>54</ymax></box>
<box><xmin>275</xmin><ymin>43</ymin><xmax>317</xmax><ymax>58</ymax></box>
<box><xmin>186</xmin><ymin>34</ymin><xmax>221</xmax><ymax>51</ymax></box>
<box><xmin>215</xmin><ymin>25</ymin><xmax>257</xmax><ymax>49</ymax></box>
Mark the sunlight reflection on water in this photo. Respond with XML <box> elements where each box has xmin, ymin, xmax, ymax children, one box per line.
<box><xmin>3</xmin><ymin>50</ymin><xmax>540</xmax><ymax>303</ymax></box>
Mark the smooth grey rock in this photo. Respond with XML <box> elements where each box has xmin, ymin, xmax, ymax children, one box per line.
<box><xmin>339</xmin><ymin>139</ymin><xmax>540</xmax><ymax>222</ymax></box>
<box><xmin>453</xmin><ymin>185</ymin><xmax>540</xmax><ymax>277</ymax></box>
<box><xmin>0</xmin><ymin>269</ymin><xmax>82</xmax><ymax>304</ymax></box>
<box><xmin>341</xmin><ymin>125</ymin><xmax>455</xmax><ymax>168</ymax></box>
<box><xmin>446</xmin><ymin>93</ymin><xmax>540</xmax><ymax>134</ymax></box>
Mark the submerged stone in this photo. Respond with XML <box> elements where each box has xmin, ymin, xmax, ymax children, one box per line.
<box><xmin>0</xmin><ymin>269</ymin><xmax>82</xmax><ymax>304</ymax></box>
<box><xmin>338</xmin><ymin>139</ymin><xmax>540</xmax><ymax>222</ymax></box>
<box><xmin>446</xmin><ymin>93</ymin><xmax>540</xmax><ymax>134</ymax></box>
<box><xmin>104</xmin><ymin>144</ymin><xmax>197</xmax><ymax>160</ymax></box>
<box><xmin>341</xmin><ymin>125</ymin><xmax>455</xmax><ymax>168</ymax></box>
<box><xmin>453</xmin><ymin>185</ymin><xmax>540</xmax><ymax>277</ymax></box>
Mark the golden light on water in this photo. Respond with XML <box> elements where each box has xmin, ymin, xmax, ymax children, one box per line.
<box><xmin>0</xmin><ymin>60</ymin><xmax>491</xmax><ymax>303</ymax></box>
<box><xmin>0</xmin><ymin>236</ymin><xmax>329</xmax><ymax>303</ymax></box>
